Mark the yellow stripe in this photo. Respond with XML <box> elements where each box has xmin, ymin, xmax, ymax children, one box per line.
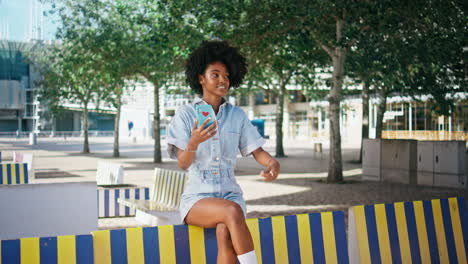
<box><xmin>413</xmin><ymin>201</ymin><xmax>431</xmax><ymax>264</ymax></box>
<box><xmin>21</xmin><ymin>237</ymin><xmax>40</xmax><ymax>264</ymax></box>
<box><xmin>296</xmin><ymin>214</ymin><xmax>314</xmax><ymax>263</ymax></box>
<box><xmin>354</xmin><ymin>206</ymin><xmax>371</xmax><ymax>264</ymax></box>
<box><xmin>188</xmin><ymin>225</ymin><xmax>206</xmax><ymax>264</ymax></box>
<box><xmin>18</xmin><ymin>164</ymin><xmax>25</xmax><ymax>184</ymax></box>
<box><xmin>246</xmin><ymin>218</ymin><xmax>262</xmax><ymax>264</ymax></box>
<box><xmin>159</xmin><ymin>225</ymin><xmax>176</xmax><ymax>264</ymax></box>
<box><xmin>11</xmin><ymin>164</ymin><xmax>16</xmax><ymax>184</ymax></box>
<box><xmin>57</xmin><ymin>235</ymin><xmax>76</xmax><ymax>264</ymax></box>
<box><xmin>271</xmin><ymin>216</ymin><xmax>289</xmax><ymax>263</ymax></box>
<box><xmin>126</xmin><ymin>228</ymin><xmax>145</xmax><ymax>263</ymax></box>
<box><xmin>2</xmin><ymin>164</ymin><xmax>7</xmax><ymax>184</ymax></box>
<box><xmin>321</xmin><ymin>212</ymin><xmax>338</xmax><ymax>264</ymax></box>
<box><xmin>394</xmin><ymin>202</ymin><xmax>412</xmax><ymax>263</ymax></box>
<box><xmin>448</xmin><ymin>197</ymin><xmax>467</xmax><ymax>263</ymax></box>
<box><xmin>92</xmin><ymin>230</ymin><xmax>112</xmax><ymax>264</ymax></box>
<box><xmin>374</xmin><ymin>204</ymin><xmax>392</xmax><ymax>264</ymax></box>
<box><xmin>431</xmin><ymin>199</ymin><xmax>449</xmax><ymax>263</ymax></box>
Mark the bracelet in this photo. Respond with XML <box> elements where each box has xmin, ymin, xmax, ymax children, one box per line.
<box><xmin>184</xmin><ymin>148</ymin><xmax>197</xmax><ymax>153</ymax></box>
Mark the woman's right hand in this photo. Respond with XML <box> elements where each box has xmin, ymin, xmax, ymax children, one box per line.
<box><xmin>187</xmin><ymin>118</ymin><xmax>217</xmax><ymax>148</ymax></box>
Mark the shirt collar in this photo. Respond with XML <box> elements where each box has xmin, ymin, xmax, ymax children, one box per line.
<box><xmin>193</xmin><ymin>97</ymin><xmax>229</xmax><ymax>107</ymax></box>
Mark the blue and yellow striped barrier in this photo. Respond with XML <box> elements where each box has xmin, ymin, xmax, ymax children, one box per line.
<box><xmin>92</xmin><ymin>211</ymin><xmax>348</xmax><ymax>263</ymax></box>
<box><xmin>348</xmin><ymin>197</ymin><xmax>468</xmax><ymax>264</ymax></box>
<box><xmin>97</xmin><ymin>187</ymin><xmax>150</xmax><ymax>217</ymax></box>
<box><xmin>0</xmin><ymin>234</ymin><xmax>94</xmax><ymax>264</ymax></box>
<box><xmin>0</xmin><ymin>163</ymin><xmax>28</xmax><ymax>185</ymax></box>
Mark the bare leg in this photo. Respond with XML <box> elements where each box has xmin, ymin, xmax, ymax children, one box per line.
<box><xmin>185</xmin><ymin>198</ymin><xmax>254</xmax><ymax>255</ymax></box>
<box><xmin>216</xmin><ymin>223</ymin><xmax>237</xmax><ymax>264</ymax></box>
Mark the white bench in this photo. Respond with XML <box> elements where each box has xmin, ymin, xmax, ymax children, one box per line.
<box><xmin>96</xmin><ymin>162</ymin><xmax>124</xmax><ymax>185</ymax></box>
<box><xmin>118</xmin><ymin>167</ymin><xmax>187</xmax><ymax>225</ymax></box>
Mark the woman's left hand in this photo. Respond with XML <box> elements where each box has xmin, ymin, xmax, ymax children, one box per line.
<box><xmin>261</xmin><ymin>159</ymin><xmax>280</xmax><ymax>181</ymax></box>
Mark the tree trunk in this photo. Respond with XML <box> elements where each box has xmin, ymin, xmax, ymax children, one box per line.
<box><xmin>375</xmin><ymin>87</ymin><xmax>387</xmax><ymax>139</ymax></box>
<box><xmin>275</xmin><ymin>81</ymin><xmax>286</xmax><ymax>157</ymax></box>
<box><xmin>82</xmin><ymin>103</ymin><xmax>90</xmax><ymax>153</ymax></box>
<box><xmin>327</xmin><ymin>48</ymin><xmax>345</xmax><ymax>183</ymax></box>
<box><xmin>359</xmin><ymin>80</ymin><xmax>369</xmax><ymax>163</ymax></box>
<box><xmin>113</xmin><ymin>89</ymin><xmax>122</xmax><ymax>158</ymax></box>
<box><xmin>151</xmin><ymin>79</ymin><xmax>162</xmax><ymax>163</ymax></box>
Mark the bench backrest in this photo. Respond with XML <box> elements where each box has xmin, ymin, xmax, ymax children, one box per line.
<box><xmin>0</xmin><ymin>234</ymin><xmax>94</xmax><ymax>264</ymax></box>
<box><xmin>0</xmin><ymin>163</ymin><xmax>28</xmax><ymax>184</ymax></box>
<box><xmin>97</xmin><ymin>187</ymin><xmax>150</xmax><ymax>217</ymax></box>
<box><xmin>96</xmin><ymin>162</ymin><xmax>124</xmax><ymax>185</ymax></box>
<box><xmin>91</xmin><ymin>211</ymin><xmax>348</xmax><ymax>264</ymax></box>
<box><xmin>151</xmin><ymin>168</ymin><xmax>187</xmax><ymax>208</ymax></box>
<box><xmin>348</xmin><ymin>197</ymin><xmax>468</xmax><ymax>264</ymax></box>
<box><xmin>13</xmin><ymin>152</ymin><xmax>34</xmax><ymax>180</ymax></box>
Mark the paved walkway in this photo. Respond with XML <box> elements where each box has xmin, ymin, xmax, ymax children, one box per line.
<box><xmin>1</xmin><ymin>136</ymin><xmax>467</xmax><ymax>230</ymax></box>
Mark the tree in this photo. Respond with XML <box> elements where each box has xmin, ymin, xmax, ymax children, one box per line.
<box><xmin>54</xmin><ymin>0</ymin><xmax>141</xmax><ymax>157</ymax></box>
<box><xmin>36</xmin><ymin>41</ymin><xmax>107</xmax><ymax>153</ymax></box>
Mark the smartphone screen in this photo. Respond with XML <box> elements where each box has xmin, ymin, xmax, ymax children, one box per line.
<box><xmin>195</xmin><ymin>104</ymin><xmax>216</xmax><ymax>128</ymax></box>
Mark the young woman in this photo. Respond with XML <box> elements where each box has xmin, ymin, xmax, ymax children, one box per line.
<box><xmin>167</xmin><ymin>40</ymin><xmax>280</xmax><ymax>264</ymax></box>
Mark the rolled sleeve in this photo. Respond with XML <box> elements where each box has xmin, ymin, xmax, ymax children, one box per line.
<box><xmin>166</xmin><ymin>106</ymin><xmax>193</xmax><ymax>159</ymax></box>
<box><xmin>238</xmin><ymin>110</ymin><xmax>266</xmax><ymax>157</ymax></box>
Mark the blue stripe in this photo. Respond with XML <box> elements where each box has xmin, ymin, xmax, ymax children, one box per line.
<box><xmin>404</xmin><ymin>201</ymin><xmax>422</xmax><ymax>264</ymax></box>
<box><xmin>143</xmin><ymin>227</ymin><xmax>160</xmax><ymax>263</ymax></box>
<box><xmin>457</xmin><ymin>197</ymin><xmax>468</xmax><ymax>258</ymax></box>
<box><xmin>385</xmin><ymin>204</ymin><xmax>402</xmax><ymax>264</ymax></box>
<box><xmin>284</xmin><ymin>215</ymin><xmax>301</xmax><ymax>263</ymax></box>
<box><xmin>114</xmin><ymin>189</ymin><xmax>120</xmax><ymax>216</ymax></box>
<box><xmin>76</xmin><ymin>235</ymin><xmax>94</xmax><ymax>264</ymax></box>
<box><xmin>204</xmin><ymin>228</ymin><xmax>217</xmax><ymax>264</ymax></box>
<box><xmin>1</xmin><ymin>239</ymin><xmax>20</xmax><ymax>264</ymax></box>
<box><xmin>135</xmin><ymin>188</ymin><xmax>140</xmax><ymax>200</ymax></box>
<box><xmin>7</xmin><ymin>164</ymin><xmax>11</xmax><ymax>184</ymax></box>
<box><xmin>440</xmin><ymin>199</ymin><xmax>457</xmax><ymax>264</ymax></box>
<box><xmin>333</xmin><ymin>211</ymin><xmax>349</xmax><ymax>264</ymax></box>
<box><xmin>422</xmin><ymin>200</ymin><xmax>440</xmax><ymax>263</ymax></box>
<box><xmin>23</xmin><ymin>164</ymin><xmax>28</xmax><ymax>184</ymax></box>
<box><xmin>0</xmin><ymin>165</ymin><xmax>3</xmax><ymax>184</ymax></box>
<box><xmin>125</xmin><ymin>189</ymin><xmax>130</xmax><ymax>216</ymax></box>
<box><xmin>174</xmin><ymin>225</ymin><xmax>191</xmax><ymax>264</ymax></box>
<box><xmin>145</xmin><ymin>188</ymin><xmax>150</xmax><ymax>200</ymax></box>
<box><xmin>110</xmin><ymin>229</ymin><xmax>127</xmax><ymax>264</ymax></box>
<box><xmin>104</xmin><ymin>189</ymin><xmax>110</xmax><ymax>217</ymax></box>
<box><xmin>364</xmin><ymin>205</ymin><xmax>381</xmax><ymax>264</ymax></box>
<box><xmin>259</xmin><ymin>217</ymin><xmax>275</xmax><ymax>264</ymax></box>
<box><xmin>15</xmin><ymin>163</ymin><xmax>20</xmax><ymax>184</ymax></box>
<box><xmin>309</xmin><ymin>213</ymin><xmax>325</xmax><ymax>263</ymax></box>
<box><xmin>40</xmin><ymin>237</ymin><xmax>58</xmax><ymax>264</ymax></box>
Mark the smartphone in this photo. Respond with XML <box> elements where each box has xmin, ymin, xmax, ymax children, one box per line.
<box><xmin>195</xmin><ymin>104</ymin><xmax>216</xmax><ymax>129</ymax></box>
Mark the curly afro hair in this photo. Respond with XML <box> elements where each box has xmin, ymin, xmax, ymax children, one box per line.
<box><xmin>185</xmin><ymin>40</ymin><xmax>248</xmax><ymax>95</ymax></box>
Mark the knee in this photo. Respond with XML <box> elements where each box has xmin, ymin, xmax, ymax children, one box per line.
<box><xmin>223</xmin><ymin>202</ymin><xmax>244</xmax><ymax>224</ymax></box>
<box><xmin>216</xmin><ymin>223</ymin><xmax>230</xmax><ymax>241</ymax></box>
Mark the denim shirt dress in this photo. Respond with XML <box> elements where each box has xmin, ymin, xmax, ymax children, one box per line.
<box><xmin>167</xmin><ymin>98</ymin><xmax>265</xmax><ymax>194</ymax></box>
<box><xmin>167</xmin><ymin>97</ymin><xmax>265</xmax><ymax>196</ymax></box>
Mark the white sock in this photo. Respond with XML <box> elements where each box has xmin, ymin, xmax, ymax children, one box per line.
<box><xmin>237</xmin><ymin>250</ymin><xmax>258</xmax><ymax>264</ymax></box>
